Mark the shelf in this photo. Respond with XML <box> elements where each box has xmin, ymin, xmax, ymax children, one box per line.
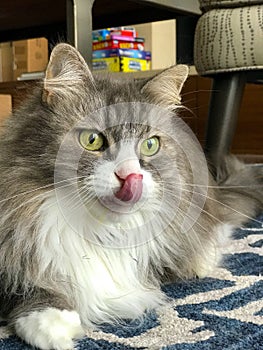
<box><xmin>0</xmin><ymin>0</ymin><xmax>200</xmax><ymax>64</ymax></box>
<box><xmin>0</xmin><ymin>0</ymin><xmax>201</xmax><ymax>41</ymax></box>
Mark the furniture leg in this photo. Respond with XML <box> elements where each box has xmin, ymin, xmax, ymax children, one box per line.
<box><xmin>205</xmin><ymin>72</ymin><xmax>246</xmax><ymax>168</ymax></box>
<box><xmin>66</xmin><ymin>0</ymin><xmax>95</xmax><ymax>67</ymax></box>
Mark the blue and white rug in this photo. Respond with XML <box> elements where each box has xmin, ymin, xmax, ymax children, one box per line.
<box><xmin>1</xmin><ymin>215</ymin><xmax>262</xmax><ymax>350</ymax></box>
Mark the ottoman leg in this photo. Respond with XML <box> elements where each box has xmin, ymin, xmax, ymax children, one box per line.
<box><xmin>205</xmin><ymin>72</ymin><xmax>246</xmax><ymax>169</ymax></box>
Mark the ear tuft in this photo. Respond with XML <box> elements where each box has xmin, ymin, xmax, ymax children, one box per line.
<box><xmin>141</xmin><ymin>65</ymin><xmax>189</xmax><ymax>109</ymax></box>
<box><xmin>43</xmin><ymin>43</ymin><xmax>94</xmax><ymax>104</ymax></box>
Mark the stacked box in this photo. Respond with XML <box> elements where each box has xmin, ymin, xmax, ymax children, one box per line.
<box><xmin>0</xmin><ymin>38</ymin><xmax>48</xmax><ymax>81</ymax></box>
<box><xmin>13</xmin><ymin>38</ymin><xmax>48</xmax><ymax>79</ymax></box>
<box><xmin>93</xmin><ymin>39</ymin><xmax>144</xmax><ymax>51</ymax></box>
<box><xmin>93</xmin><ymin>57</ymin><xmax>151</xmax><ymax>72</ymax></box>
<box><xmin>92</xmin><ymin>27</ymin><xmax>151</xmax><ymax>72</ymax></box>
<box><xmin>13</xmin><ymin>38</ymin><xmax>48</xmax><ymax>80</ymax></box>
<box><xmin>0</xmin><ymin>94</ymin><xmax>12</xmax><ymax>123</ymax></box>
<box><xmin>0</xmin><ymin>43</ymin><xmax>13</xmax><ymax>82</ymax></box>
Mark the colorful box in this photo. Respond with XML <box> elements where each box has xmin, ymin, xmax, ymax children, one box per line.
<box><xmin>92</xmin><ymin>56</ymin><xmax>151</xmax><ymax>72</ymax></box>
<box><xmin>93</xmin><ymin>40</ymin><xmax>144</xmax><ymax>51</ymax></box>
<box><xmin>92</xmin><ymin>27</ymin><xmax>138</xmax><ymax>42</ymax></box>
<box><xmin>110</xmin><ymin>35</ymin><xmax>144</xmax><ymax>43</ymax></box>
<box><xmin>110</xmin><ymin>29</ymin><xmax>137</xmax><ymax>38</ymax></box>
<box><xmin>92</xmin><ymin>48</ymin><xmax>151</xmax><ymax>60</ymax></box>
<box><xmin>92</xmin><ymin>26</ymin><xmax>151</xmax><ymax>73</ymax></box>
<box><xmin>92</xmin><ymin>29</ymin><xmax>111</xmax><ymax>42</ymax></box>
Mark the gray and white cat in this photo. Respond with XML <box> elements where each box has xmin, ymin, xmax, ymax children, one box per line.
<box><xmin>0</xmin><ymin>43</ymin><xmax>262</xmax><ymax>350</ymax></box>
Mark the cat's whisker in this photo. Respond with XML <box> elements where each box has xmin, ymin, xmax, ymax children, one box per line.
<box><xmin>0</xmin><ymin>175</ymin><xmax>88</xmax><ymax>205</ymax></box>
<box><xmin>52</xmin><ymin>181</ymin><xmax>92</xmax><ymax>211</ymax></box>
<box><xmin>162</xmin><ymin>186</ymin><xmax>263</xmax><ymax>225</ymax></box>
<box><xmin>0</xmin><ymin>192</ymin><xmax>47</xmax><ymax>220</ymax></box>
<box><xmin>181</xmin><ymin>89</ymin><xmax>214</xmax><ymax>97</ymax></box>
<box><xmin>167</xmin><ymin>190</ymin><xmax>225</xmax><ymax>227</ymax></box>
<box><xmin>79</xmin><ymin>190</ymin><xmax>98</xmax><ymax>207</ymax></box>
<box><xmin>180</xmin><ymin>181</ymin><xmax>263</xmax><ymax>189</ymax></box>
<box><xmin>37</xmin><ymin>187</ymin><xmax>90</xmax><ymax>215</ymax></box>
<box><xmin>173</xmin><ymin>206</ymin><xmax>211</xmax><ymax>254</ymax></box>
<box><xmin>0</xmin><ymin>178</ymin><xmax>89</xmax><ymax>219</ymax></box>
<box><xmin>54</xmin><ymin>179</ymin><xmax>98</xmax><ymax>212</ymax></box>
<box><xmin>145</xmin><ymin>168</ymin><xmax>263</xmax><ymax>189</ymax></box>
<box><xmin>66</xmin><ymin>189</ymin><xmax>97</xmax><ymax>212</ymax></box>
<box><xmin>153</xmin><ymin>186</ymin><xmax>225</xmax><ymax>229</ymax></box>
<box><xmin>181</xmin><ymin>188</ymin><xmax>263</xmax><ymax>225</ymax></box>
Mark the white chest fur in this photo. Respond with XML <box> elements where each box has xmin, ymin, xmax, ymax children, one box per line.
<box><xmin>36</xmin><ymin>195</ymin><xmax>165</xmax><ymax>327</ymax></box>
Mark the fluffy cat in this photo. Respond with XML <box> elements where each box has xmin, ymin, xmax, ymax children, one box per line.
<box><xmin>0</xmin><ymin>43</ymin><xmax>262</xmax><ymax>350</ymax></box>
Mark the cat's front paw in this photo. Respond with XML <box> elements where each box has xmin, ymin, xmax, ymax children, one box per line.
<box><xmin>14</xmin><ymin>308</ymin><xmax>84</xmax><ymax>350</ymax></box>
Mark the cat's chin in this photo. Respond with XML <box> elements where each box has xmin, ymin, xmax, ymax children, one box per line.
<box><xmin>87</xmin><ymin>195</ymin><xmax>146</xmax><ymax>227</ymax></box>
<box><xmin>99</xmin><ymin>195</ymin><xmax>143</xmax><ymax>213</ymax></box>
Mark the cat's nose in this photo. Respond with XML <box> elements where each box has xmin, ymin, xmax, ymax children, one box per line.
<box><xmin>115</xmin><ymin>159</ymin><xmax>141</xmax><ymax>180</ymax></box>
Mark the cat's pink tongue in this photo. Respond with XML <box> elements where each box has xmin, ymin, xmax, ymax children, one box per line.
<box><xmin>115</xmin><ymin>173</ymin><xmax>143</xmax><ymax>203</ymax></box>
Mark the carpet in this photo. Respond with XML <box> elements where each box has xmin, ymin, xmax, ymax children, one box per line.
<box><xmin>0</xmin><ymin>214</ymin><xmax>262</xmax><ymax>350</ymax></box>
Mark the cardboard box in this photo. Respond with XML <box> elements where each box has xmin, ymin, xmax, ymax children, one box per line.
<box><xmin>132</xmin><ymin>20</ymin><xmax>176</xmax><ymax>70</ymax></box>
<box><xmin>13</xmin><ymin>38</ymin><xmax>48</xmax><ymax>80</ymax></box>
<box><xmin>0</xmin><ymin>42</ymin><xmax>13</xmax><ymax>82</ymax></box>
<box><xmin>0</xmin><ymin>94</ymin><xmax>12</xmax><ymax>124</ymax></box>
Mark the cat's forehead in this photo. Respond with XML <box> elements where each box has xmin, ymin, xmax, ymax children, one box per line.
<box><xmin>65</xmin><ymin>77</ymin><xmax>178</xmax><ymax>142</ymax></box>
<box><xmin>78</xmin><ymin>98</ymin><xmax>164</xmax><ymax>137</ymax></box>
<box><xmin>94</xmin><ymin>77</ymin><xmax>143</xmax><ymax>105</ymax></box>
<box><xmin>104</xmin><ymin>122</ymin><xmax>151</xmax><ymax>141</ymax></box>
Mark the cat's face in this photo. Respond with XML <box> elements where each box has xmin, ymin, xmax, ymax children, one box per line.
<box><xmin>37</xmin><ymin>44</ymin><xmax>209</xmax><ymax>246</ymax></box>
<box><xmin>54</xmin><ymin>102</ymin><xmax>182</xmax><ymax>231</ymax></box>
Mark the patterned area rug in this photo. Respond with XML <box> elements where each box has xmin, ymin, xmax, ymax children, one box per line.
<box><xmin>0</xmin><ymin>214</ymin><xmax>262</xmax><ymax>350</ymax></box>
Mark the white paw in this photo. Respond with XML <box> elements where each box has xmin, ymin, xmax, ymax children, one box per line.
<box><xmin>14</xmin><ymin>308</ymin><xmax>84</xmax><ymax>350</ymax></box>
<box><xmin>194</xmin><ymin>244</ymin><xmax>219</xmax><ymax>278</ymax></box>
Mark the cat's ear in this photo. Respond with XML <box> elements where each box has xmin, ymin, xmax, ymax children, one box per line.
<box><xmin>140</xmin><ymin>65</ymin><xmax>188</xmax><ymax>109</ymax></box>
<box><xmin>43</xmin><ymin>43</ymin><xmax>95</xmax><ymax>104</ymax></box>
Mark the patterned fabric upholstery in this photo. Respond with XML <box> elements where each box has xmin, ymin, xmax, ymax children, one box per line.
<box><xmin>194</xmin><ymin>4</ymin><xmax>263</xmax><ymax>75</ymax></box>
<box><xmin>199</xmin><ymin>0</ymin><xmax>263</xmax><ymax>11</ymax></box>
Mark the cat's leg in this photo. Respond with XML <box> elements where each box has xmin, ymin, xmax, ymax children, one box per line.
<box><xmin>14</xmin><ymin>308</ymin><xmax>83</xmax><ymax>350</ymax></box>
<box><xmin>193</xmin><ymin>242</ymin><xmax>219</xmax><ymax>278</ymax></box>
<box><xmin>8</xmin><ymin>290</ymin><xmax>84</xmax><ymax>350</ymax></box>
<box><xmin>191</xmin><ymin>223</ymin><xmax>232</xmax><ymax>278</ymax></box>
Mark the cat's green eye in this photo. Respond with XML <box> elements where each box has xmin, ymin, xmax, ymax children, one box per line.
<box><xmin>140</xmin><ymin>137</ymin><xmax>160</xmax><ymax>157</ymax></box>
<box><xmin>79</xmin><ymin>130</ymin><xmax>104</xmax><ymax>151</ymax></box>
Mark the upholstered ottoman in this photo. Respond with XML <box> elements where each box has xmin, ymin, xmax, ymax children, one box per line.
<box><xmin>194</xmin><ymin>0</ymin><xmax>263</xmax><ymax>167</ymax></box>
